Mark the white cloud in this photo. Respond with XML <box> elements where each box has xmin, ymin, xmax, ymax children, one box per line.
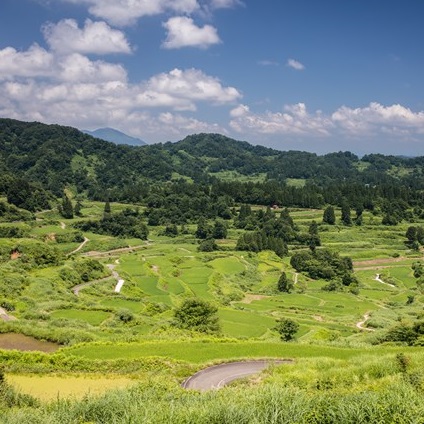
<box><xmin>0</xmin><ymin>45</ymin><xmax>54</xmax><ymax>80</ymax></box>
<box><xmin>60</xmin><ymin>0</ymin><xmax>200</xmax><ymax>26</ymax></box>
<box><xmin>287</xmin><ymin>58</ymin><xmax>305</xmax><ymax>71</ymax></box>
<box><xmin>144</xmin><ymin>68</ymin><xmax>241</xmax><ymax>107</ymax></box>
<box><xmin>332</xmin><ymin>103</ymin><xmax>424</xmax><ymax>136</ymax></box>
<box><xmin>162</xmin><ymin>17</ymin><xmax>220</xmax><ymax>49</ymax></box>
<box><xmin>230</xmin><ymin>102</ymin><xmax>424</xmax><ymax>141</ymax></box>
<box><xmin>230</xmin><ymin>104</ymin><xmax>249</xmax><ymax>117</ymax></box>
<box><xmin>58</xmin><ymin>54</ymin><xmax>128</xmax><ymax>82</ymax></box>
<box><xmin>230</xmin><ymin>103</ymin><xmax>332</xmax><ymax>136</ymax></box>
<box><xmin>43</xmin><ymin>19</ymin><xmax>132</xmax><ymax>55</ymax></box>
<box><xmin>0</xmin><ymin>60</ymin><xmax>240</xmax><ymax>140</ymax></box>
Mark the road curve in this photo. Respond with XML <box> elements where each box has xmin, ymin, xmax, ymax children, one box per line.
<box><xmin>182</xmin><ymin>360</ymin><xmax>290</xmax><ymax>391</ymax></box>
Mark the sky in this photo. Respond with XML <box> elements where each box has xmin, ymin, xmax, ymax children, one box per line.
<box><xmin>1</xmin><ymin>0</ymin><xmax>424</xmax><ymax>155</ymax></box>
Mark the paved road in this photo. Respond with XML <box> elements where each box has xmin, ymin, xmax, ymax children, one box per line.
<box><xmin>182</xmin><ymin>360</ymin><xmax>289</xmax><ymax>391</ymax></box>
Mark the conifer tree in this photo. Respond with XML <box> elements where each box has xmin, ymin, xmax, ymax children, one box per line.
<box><xmin>60</xmin><ymin>193</ymin><xmax>73</xmax><ymax>219</ymax></box>
<box><xmin>322</xmin><ymin>206</ymin><xmax>336</xmax><ymax>225</ymax></box>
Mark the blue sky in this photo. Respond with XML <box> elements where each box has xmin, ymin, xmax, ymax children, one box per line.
<box><xmin>1</xmin><ymin>0</ymin><xmax>424</xmax><ymax>155</ymax></box>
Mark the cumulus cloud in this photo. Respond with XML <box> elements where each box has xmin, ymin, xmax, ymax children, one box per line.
<box><xmin>230</xmin><ymin>104</ymin><xmax>249</xmax><ymax>117</ymax></box>
<box><xmin>0</xmin><ymin>45</ymin><xmax>54</xmax><ymax>80</ymax></box>
<box><xmin>230</xmin><ymin>102</ymin><xmax>424</xmax><ymax>141</ymax></box>
<box><xmin>43</xmin><ymin>19</ymin><xmax>132</xmax><ymax>55</ymax></box>
<box><xmin>287</xmin><ymin>58</ymin><xmax>305</xmax><ymax>71</ymax></box>
<box><xmin>143</xmin><ymin>68</ymin><xmax>240</xmax><ymax>108</ymax></box>
<box><xmin>162</xmin><ymin>17</ymin><xmax>220</xmax><ymax>49</ymax></box>
<box><xmin>0</xmin><ymin>59</ymin><xmax>241</xmax><ymax>141</ymax></box>
<box><xmin>60</xmin><ymin>0</ymin><xmax>200</xmax><ymax>26</ymax></box>
<box><xmin>332</xmin><ymin>102</ymin><xmax>424</xmax><ymax>135</ymax></box>
<box><xmin>230</xmin><ymin>103</ymin><xmax>332</xmax><ymax>136</ymax></box>
<box><xmin>58</xmin><ymin>54</ymin><xmax>128</xmax><ymax>82</ymax></box>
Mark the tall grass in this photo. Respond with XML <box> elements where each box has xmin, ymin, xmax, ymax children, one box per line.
<box><xmin>2</xmin><ymin>378</ymin><xmax>424</xmax><ymax>423</ymax></box>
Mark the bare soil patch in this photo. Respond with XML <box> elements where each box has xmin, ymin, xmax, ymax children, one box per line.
<box><xmin>0</xmin><ymin>333</ymin><xmax>60</xmax><ymax>352</ymax></box>
<box><xmin>240</xmin><ymin>294</ymin><xmax>269</xmax><ymax>304</ymax></box>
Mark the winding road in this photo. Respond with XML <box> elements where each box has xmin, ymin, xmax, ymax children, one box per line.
<box><xmin>182</xmin><ymin>360</ymin><xmax>290</xmax><ymax>391</ymax></box>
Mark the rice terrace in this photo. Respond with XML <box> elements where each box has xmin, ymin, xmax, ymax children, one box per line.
<box><xmin>2</xmin><ymin>120</ymin><xmax>424</xmax><ymax>422</ymax></box>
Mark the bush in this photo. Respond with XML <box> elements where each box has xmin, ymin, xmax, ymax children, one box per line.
<box><xmin>173</xmin><ymin>298</ymin><xmax>220</xmax><ymax>334</ymax></box>
<box><xmin>117</xmin><ymin>309</ymin><xmax>134</xmax><ymax>323</ymax></box>
<box><xmin>275</xmin><ymin>318</ymin><xmax>299</xmax><ymax>341</ymax></box>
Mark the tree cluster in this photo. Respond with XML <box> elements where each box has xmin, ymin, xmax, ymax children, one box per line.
<box><xmin>290</xmin><ymin>248</ymin><xmax>355</xmax><ymax>287</ymax></box>
<box><xmin>73</xmin><ymin>207</ymin><xmax>148</xmax><ymax>240</ymax></box>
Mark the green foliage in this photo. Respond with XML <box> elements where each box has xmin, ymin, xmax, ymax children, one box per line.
<box><xmin>0</xmin><ymin>225</ymin><xmax>29</xmax><ymax>238</ymax></box>
<box><xmin>6</xmin><ymin>240</ymin><xmax>62</xmax><ymax>268</ymax></box>
<box><xmin>277</xmin><ymin>271</ymin><xmax>293</xmax><ymax>293</ymax></box>
<box><xmin>275</xmin><ymin>318</ymin><xmax>299</xmax><ymax>341</ymax></box>
<box><xmin>54</xmin><ymin>231</ymin><xmax>84</xmax><ymax>244</ymax></box>
<box><xmin>0</xmin><ymin>201</ymin><xmax>34</xmax><ymax>222</ymax></box>
<box><xmin>198</xmin><ymin>238</ymin><xmax>218</xmax><ymax>252</ymax></box>
<box><xmin>116</xmin><ymin>308</ymin><xmax>134</xmax><ymax>323</ymax></box>
<box><xmin>73</xmin><ymin>208</ymin><xmax>148</xmax><ymax>240</ymax></box>
<box><xmin>290</xmin><ymin>248</ymin><xmax>353</xmax><ymax>282</ymax></box>
<box><xmin>212</xmin><ymin>220</ymin><xmax>227</xmax><ymax>239</ymax></box>
<box><xmin>383</xmin><ymin>320</ymin><xmax>424</xmax><ymax>346</ymax></box>
<box><xmin>59</xmin><ymin>258</ymin><xmax>107</xmax><ymax>285</ymax></box>
<box><xmin>173</xmin><ymin>298</ymin><xmax>220</xmax><ymax>334</ymax></box>
<box><xmin>323</xmin><ymin>205</ymin><xmax>336</xmax><ymax>224</ymax></box>
<box><xmin>340</xmin><ymin>201</ymin><xmax>352</xmax><ymax>226</ymax></box>
<box><xmin>6</xmin><ymin>178</ymin><xmax>51</xmax><ymax>212</ymax></box>
<box><xmin>59</xmin><ymin>193</ymin><xmax>74</xmax><ymax>219</ymax></box>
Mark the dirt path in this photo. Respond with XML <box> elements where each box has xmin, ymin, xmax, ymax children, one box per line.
<box><xmin>375</xmin><ymin>273</ymin><xmax>395</xmax><ymax>288</ymax></box>
<box><xmin>71</xmin><ymin>276</ymin><xmax>110</xmax><ymax>296</ymax></box>
<box><xmin>67</xmin><ymin>237</ymin><xmax>90</xmax><ymax>256</ymax></box>
<box><xmin>80</xmin><ymin>244</ymin><xmax>146</xmax><ymax>258</ymax></box>
<box><xmin>356</xmin><ymin>313</ymin><xmax>374</xmax><ymax>331</ymax></box>
<box><xmin>72</xmin><ymin>263</ymin><xmax>124</xmax><ymax>296</ymax></box>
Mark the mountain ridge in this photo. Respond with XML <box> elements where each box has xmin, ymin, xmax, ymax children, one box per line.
<box><xmin>83</xmin><ymin>127</ymin><xmax>147</xmax><ymax>146</ymax></box>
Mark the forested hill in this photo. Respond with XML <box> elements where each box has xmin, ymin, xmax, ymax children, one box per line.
<box><xmin>1</xmin><ymin>117</ymin><xmax>424</xmax><ymax>211</ymax></box>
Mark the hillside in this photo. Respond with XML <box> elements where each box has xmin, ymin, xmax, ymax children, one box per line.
<box><xmin>1</xmin><ymin>118</ymin><xmax>424</xmax><ymax>205</ymax></box>
<box><xmin>2</xmin><ymin>118</ymin><xmax>424</xmax><ymax>421</ymax></box>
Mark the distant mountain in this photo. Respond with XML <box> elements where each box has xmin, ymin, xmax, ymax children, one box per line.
<box><xmin>83</xmin><ymin>127</ymin><xmax>147</xmax><ymax>146</ymax></box>
<box><xmin>2</xmin><ymin>118</ymin><xmax>424</xmax><ymax>209</ymax></box>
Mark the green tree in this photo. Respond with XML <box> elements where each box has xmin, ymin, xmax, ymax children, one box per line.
<box><xmin>173</xmin><ymin>298</ymin><xmax>220</xmax><ymax>334</ymax></box>
<box><xmin>103</xmin><ymin>200</ymin><xmax>111</xmax><ymax>220</ymax></box>
<box><xmin>74</xmin><ymin>200</ymin><xmax>82</xmax><ymax>216</ymax></box>
<box><xmin>340</xmin><ymin>202</ymin><xmax>351</xmax><ymax>226</ymax></box>
<box><xmin>117</xmin><ymin>308</ymin><xmax>134</xmax><ymax>323</ymax></box>
<box><xmin>163</xmin><ymin>223</ymin><xmax>178</xmax><ymax>237</ymax></box>
<box><xmin>277</xmin><ymin>271</ymin><xmax>293</xmax><ymax>293</ymax></box>
<box><xmin>60</xmin><ymin>193</ymin><xmax>73</xmax><ymax>219</ymax></box>
<box><xmin>322</xmin><ymin>206</ymin><xmax>336</xmax><ymax>225</ymax></box>
<box><xmin>212</xmin><ymin>220</ymin><xmax>227</xmax><ymax>239</ymax></box>
<box><xmin>198</xmin><ymin>238</ymin><xmax>218</xmax><ymax>252</ymax></box>
<box><xmin>308</xmin><ymin>220</ymin><xmax>321</xmax><ymax>251</ymax></box>
<box><xmin>275</xmin><ymin>318</ymin><xmax>299</xmax><ymax>341</ymax></box>
<box><xmin>195</xmin><ymin>217</ymin><xmax>211</xmax><ymax>239</ymax></box>
<box><xmin>406</xmin><ymin>226</ymin><xmax>418</xmax><ymax>243</ymax></box>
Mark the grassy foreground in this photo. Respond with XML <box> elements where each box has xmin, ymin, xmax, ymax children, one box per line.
<box><xmin>2</xmin><ymin>350</ymin><xmax>424</xmax><ymax>423</ymax></box>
